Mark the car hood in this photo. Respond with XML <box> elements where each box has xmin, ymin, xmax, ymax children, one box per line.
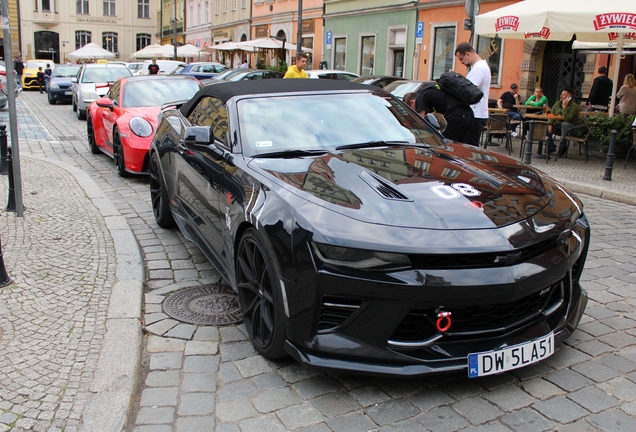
<box><xmin>250</xmin><ymin>144</ymin><xmax>560</xmax><ymax>230</ymax></box>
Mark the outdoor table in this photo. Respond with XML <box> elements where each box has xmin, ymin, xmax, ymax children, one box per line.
<box><xmin>523</xmin><ymin>114</ymin><xmax>564</xmax><ymax>158</ymax></box>
<box><xmin>514</xmin><ymin>104</ymin><xmax>547</xmax><ymax>113</ymax></box>
<box><xmin>489</xmin><ymin>107</ymin><xmax>509</xmax><ymax>113</ymax></box>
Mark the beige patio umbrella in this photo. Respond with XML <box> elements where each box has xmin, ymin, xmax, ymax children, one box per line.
<box><xmin>69</xmin><ymin>43</ymin><xmax>115</xmax><ymax>60</ymax></box>
<box><xmin>475</xmin><ymin>0</ymin><xmax>636</xmax><ymax>115</ymax></box>
<box><xmin>131</xmin><ymin>43</ymin><xmax>164</xmax><ymax>59</ymax></box>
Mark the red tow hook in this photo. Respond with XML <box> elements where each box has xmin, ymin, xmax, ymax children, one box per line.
<box><xmin>436</xmin><ymin>311</ymin><xmax>452</xmax><ymax>332</ymax></box>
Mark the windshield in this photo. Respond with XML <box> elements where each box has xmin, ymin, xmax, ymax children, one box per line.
<box><xmin>53</xmin><ymin>66</ymin><xmax>81</xmax><ymax>77</ymax></box>
<box><xmin>386</xmin><ymin>82</ymin><xmax>426</xmax><ymax>99</ymax></box>
<box><xmin>238</xmin><ymin>92</ymin><xmax>442</xmax><ymax>157</ymax></box>
<box><xmin>26</xmin><ymin>61</ymin><xmax>53</xmax><ymax>69</ymax></box>
<box><xmin>215</xmin><ymin>69</ymin><xmax>245</xmax><ymax>81</ymax></box>
<box><xmin>122</xmin><ymin>79</ymin><xmax>202</xmax><ymax>108</ymax></box>
<box><xmin>82</xmin><ymin>66</ymin><xmax>132</xmax><ymax>83</ymax></box>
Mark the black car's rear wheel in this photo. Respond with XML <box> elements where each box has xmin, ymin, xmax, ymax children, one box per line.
<box><xmin>87</xmin><ymin>113</ymin><xmax>100</xmax><ymax>154</ymax></box>
<box><xmin>237</xmin><ymin>228</ymin><xmax>287</xmax><ymax>358</ymax></box>
<box><xmin>113</xmin><ymin>129</ymin><xmax>129</xmax><ymax>177</ymax></box>
<box><xmin>149</xmin><ymin>152</ymin><xmax>175</xmax><ymax>228</ymax></box>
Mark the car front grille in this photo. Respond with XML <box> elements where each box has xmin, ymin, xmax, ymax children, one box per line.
<box><xmin>407</xmin><ymin>236</ymin><xmax>560</xmax><ymax>269</ymax></box>
<box><xmin>317</xmin><ymin>296</ymin><xmax>362</xmax><ymax>333</ymax></box>
<box><xmin>389</xmin><ymin>281</ymin><xmax>565</xmax><ymax>343</ymax></box>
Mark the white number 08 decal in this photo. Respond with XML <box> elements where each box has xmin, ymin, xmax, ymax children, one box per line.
<box><xmin>431</xmin><ymin>183</ymin><xmax>481</xmax><ymax>199</ymax></box>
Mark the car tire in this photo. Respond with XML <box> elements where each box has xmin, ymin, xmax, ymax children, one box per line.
<box><xmin>87</xmin><ymin>113</ymin><xmax>100</xmax><ymax>155</ymax></box>
<box><xmin>113</xmin><ymin>129</ymin><xmax>129</xmax><ymax>177</ymax></box>
<box><xmin>236</xmin><ymin>228</ymin><xmax>287</xmax><ymax>359</ymax></box>
<box><xmin>77</xmin><ymin>106</ymin><xmax>86</xmax><ymax>120</ymax></box>
<box><xmin>72</xmin><ymin>99</ymin><xmax>77</xmax><ymax>112</ymax></box>
<box><xmin>48</xmin><ymin>96</ymin><xmax>55</xmax><ymax>105</ymax></box>
<box><xmin>149</xmin><ymin>152</ymin><xmax>176</xmax><ymax>228</ymax></box>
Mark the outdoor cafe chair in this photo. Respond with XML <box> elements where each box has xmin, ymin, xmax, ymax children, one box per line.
<box><xmin>483</xmin><ymin>113</ymin><xmax>513</xmax><ymax>155</ymax></box>
<box><xmin>519</xmin><ymin>120</ymin><xmax>549</xmax><ymax>159</ymax></box>
<box><xmin>554</xmin><ymin>122</ymin><xmax>597</xmax><ymax>163</ymax></box>
<box><xmin>624</xmin><ymin>127</ymin><xmax>636</xmax><ymax>168</ymax></box>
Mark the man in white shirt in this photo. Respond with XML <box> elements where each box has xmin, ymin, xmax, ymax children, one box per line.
<box><xmin>455</xmin><ymin>42</ymin><xmax>491</xmax><ymax>146</ymax></box>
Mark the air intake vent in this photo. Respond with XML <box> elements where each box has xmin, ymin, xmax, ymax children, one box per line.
<box><xmin>359</xmin><ymin>171</ymin><xmax>411</xmax><ymax>201</ymax></box>
<box><xmin>317</xmin><ymin>297</ymin><xmax>361</xmax><ymax>332</ymax></box>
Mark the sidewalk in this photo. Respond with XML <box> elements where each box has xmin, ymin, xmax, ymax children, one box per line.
<box><xmin>0</xmin><ymin>95</ymin><xmax>635</xmax><ymax>431</ymax></box>
<box><xmin>0</xmin><ymin>146</ymin><xmax>144</xmax><ymax>427</ymax></box>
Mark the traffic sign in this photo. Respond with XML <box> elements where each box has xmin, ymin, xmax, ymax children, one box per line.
<box><xmin>416</xmin><ymin>22</ymin><xmax>424</xmax><ymax>45</ymax></box>
<box><xmin>326</xmin><ymin>31</ymin><xmax>332</xmax><ymax>49</ymax></box>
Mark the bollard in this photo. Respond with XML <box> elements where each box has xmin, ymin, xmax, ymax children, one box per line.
<box><xmin>0</xmin><ymin>237</ymin><xmax>11</xmax><ymax>288</ymax></box>
<box><xmin>6</xmin><ymin>146</ymin><xmax>16</xmax><ymax>212</ymax></box>
<box><xmin>522</xmin><ymin>121</ymin><xmax>535</xmax><ymax>164</ymax></box>
<box><xmin>603</xmin><ymin>129</ymin><xmax>617</xmax><ymax>181</ymax></box>
<box><xmin>0</xmin><ymin>125</ymin><xmax>7</xmax><ymax>175</ymax></box>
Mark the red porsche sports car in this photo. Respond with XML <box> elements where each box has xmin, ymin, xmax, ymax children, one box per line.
<box><xmin>86</xmin><ymin>75</ymin><xmax>203</xmax><ymax>176</ymax></box>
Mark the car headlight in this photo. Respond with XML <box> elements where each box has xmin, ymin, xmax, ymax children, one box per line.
<box><xmin>130</xmin><ymin>117</ymin><xmax>153</xmax><ymax>138</ymax></box>
<box><xmin>49</xmin><ymin>82</ymin><xmax>60</xmax><ymax>89</ymax></box>
<box><xmin>83</xmin><ymin>91</ymin><xmax>100</xmax><ymax>101</ymax></box>
<box><xmin>311</xmin><ymin>242</ymin><xmax>411</xmax><ymax>271</ymax></box>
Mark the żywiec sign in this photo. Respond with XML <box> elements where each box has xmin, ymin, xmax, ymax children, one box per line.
<box><xmin>495</xmin><ymin>16</ymin><xmax>519</xmax><ymax>32</ymax></box>
<box><xmin>593</xmin><ymin>13</ymin><xmax>636</xmax><ymax>31</ymax></box>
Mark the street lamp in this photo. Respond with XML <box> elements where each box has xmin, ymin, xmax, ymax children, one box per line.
<box><xmin>173</xmin><ymin>0</ymin><xmax>178</xmax><ymax>60</ymax></box>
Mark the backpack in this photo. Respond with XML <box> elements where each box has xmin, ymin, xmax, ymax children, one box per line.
<box><xmin>436</xmin><ymin>71</ymin><xmax>484</xmax><ymax>105</ymax></box>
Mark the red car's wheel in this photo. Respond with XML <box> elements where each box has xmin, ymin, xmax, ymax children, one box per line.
<box><xmin>113</xmin><ymin>129</ymin><xmax>129</xmax><ymax>177</ymax></box>
<box><xmin>87</xmin><ymin>113</ymin><xmax>100</xmax><ymax>155</ymax></box>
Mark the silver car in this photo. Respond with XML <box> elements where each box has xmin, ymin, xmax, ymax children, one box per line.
<box><xmin>72</xmin><ymin>63</ymin><xmax>132</xmax><ymax>120</ymax></box>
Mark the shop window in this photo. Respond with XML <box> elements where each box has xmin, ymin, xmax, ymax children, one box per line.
<box><xmin>75</xmin><ymin>31</ymin><xmax>91</xmax><ymax>50</ymax></box>
<box><xmin>360</xmin><ymin>35</ymin><xmax>375</xmax><ymax>76</ymax></box>
<box><xmin>136</xmin><ymin>34</ymin><xmax>151</xmax><ymax>51</ymax></box>
<box><xmin>334</xmin><ymin>37</ymin><xmax>346</xmax><ymax>71</ymax></box>
<box><xmin>476</xmin><ymin>36</ymin><xmax>503</xmax><ymax>86</ymax></box>
<box><xmin>432</xmin><ymin>26</ymin><xmax>455</xmax><ymax>80</ymax></box>
<box><xmin>302</xmin><ymin>37</ymin><xmax>313</xmax><ymax>69</ymax></box>
<box><xmin>103</xmin><ymin>32</ymin><xmax>118</xmax><ymax>55</ymax></box>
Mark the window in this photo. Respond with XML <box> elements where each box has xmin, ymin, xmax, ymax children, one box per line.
<box><xmin>476</xmin><ymin>35</ymin><xmax>503</xmax><ymax>86</ymax></box>
<box><xmin>75</xmin><ymin>31</ymin><xmax>91</xmax><ymax>50</ymax></box>
<box><xmin>197</xmin><ymin>4</ymin><xmax>201</xmax><ymax>26</ymax></box>
<box><xmin>334</xmin><ymin>37</ymin><xmax>346</xmax><ymax>71</ymax></box>
<box><xmin>109</xmin><ymin>82</ymin><xmax>121</xmax><ymax>104</ymax></box>
<box><xmin>42</xmin><ymin>0</ymin><xmax>50</xmax><ymax>11</ymax></box>
<box><xmin>215</xmin><ymin>0</ymin><xmax>219</xmax><ymax>15</ymax></box>
<box><xmin>54</xmin><ymin>0</ymin><xmax>57</xmax><ymax>12</ymax></box>
<box><xmin>103</xmin><ymin>33</ymin><xmax>118</xmax><ymax>55</ymax></box>
<box><xmin>138</xmin><ymin>0</ymin><xmax>149</xmax><ymax>19</ymax></box>
<box><xmin>34</xmin><ymin>0</ymin><xmax>38</xmax><ymax>11</ymax></box>
<box><xmin>223</xmin><ymin>0</ymin><xmax>227</xmax><ymax>13</ymax></box>
<box><xmin>76</xmin><ymin>0</ymin><xmax>89</xmax><ymax>14</ymax></box>
<box><xmin>205</xmin><ymin>1</ymin><xmax>209</xmax><ymax>22</ymax></box>
<box><xmin>104</xmin><ymin>0</ymin><xmax>116</xmax><ymax>16</ymax></box>
<box><xmin>431</xmin><ymin>26</ymin><xmax>455</xmax><ymax>80</ymax></box>
<box><xmin>302</xmin><ymin>37</ymin><xmax>313</xmax><ymax>69</ymax></box>
<box><xmin>189</xmin><ymin>5</ymin><xmax>193</xmax><ymax>26</ymax></box>
<box><xmin>187</xmin><ymin>97</ymin><xmax>228</xmax><ymax>145</ymax></box>
<box><xmin>232</xmin><ymin>0</ymin><xmax>236</xmax><ymax>11</ymax></box>
<box><xmin>360</xmin><ymin>35</ymin><xmax>375</xmax><ymax>76</ymax></box>
<box><xmin>241</xmin><ymin>0</ymin><xmax>246</xmax><ymax>9</ymax></box>
<box><xmin>136</xmin><ymin>34</ymin><xmax>151</xmax><ymax>51</ymax></box>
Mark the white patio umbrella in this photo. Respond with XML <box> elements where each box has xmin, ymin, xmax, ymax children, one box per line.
<box><xmin>238</xmin><ymin>38</ymin><xmax>297</xmax><ymax>51</ymax></box>
<box><xmin>69</xmin><ymin>43</ymin><xmax>115</xmax><ymax>60</ymax></box>
<box><xmin>177</xmin><ymin>44</ymin><xmax>200</xmax><ymax>58</ymax></box>
<box><xmin>475</xmin><ymin>0</ymin><xmax>636</xmax><ymax>115</ymax></box>
<box><xmin>131</xmin><ymin>44</ymin><xmax>165</xmax><ymax>59</ymax></box>
<box><xmin>160</xmin><ymin>44</ymin><xmax>177</xmax><ymax>58</ymax></box>
<box><xmin>202</xmin><ymin>41</ymin><xmax>254</xmax><ymax>52</ymax></box>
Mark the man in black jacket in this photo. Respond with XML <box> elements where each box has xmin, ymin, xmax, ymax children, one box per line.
<box><xmin>415</xmin><ymin>84</ymin><xmax>474</xmax><ymax>143</ymax></box>
<box><xmin>587</xmin><ymin>66</ymin><xmax>613</xmax><ymax>111</ymax></box>
<box><xmin>13</xmin><ymin>56</ymin><xmax>24</xmax><ymax>91</ymax></box>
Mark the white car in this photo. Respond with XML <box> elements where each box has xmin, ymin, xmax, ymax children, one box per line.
<box><xmin>71</xmin><ymin>63</ymin><xmax>132</xmax><ymax>120</ymax></box>
<box><xmin>138</xmin><ymin>59</ymin><xmax>185</xmax><ymax>76</ymax></box>
<box><xmin>305</xmin><ymin>69</ymin><xmax>360</xmax><ymax>81</ymax></box>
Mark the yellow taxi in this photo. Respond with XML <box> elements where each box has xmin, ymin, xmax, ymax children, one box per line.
<box><xmin>22</xmin><ymin>60</ymin><xmax>56</xmax><ymax>90</ymax></box>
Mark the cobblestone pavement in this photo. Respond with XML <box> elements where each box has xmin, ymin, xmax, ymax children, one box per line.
<box><xmin>1</xmin><ymin>91</ymin><xmax>636</xmax><ymax>432</ymax></box>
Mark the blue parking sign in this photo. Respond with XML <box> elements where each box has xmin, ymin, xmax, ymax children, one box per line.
<box><xmin>326</xmin><ymin>31</ymin><xmax>332</xmax><ymax>48</ymax></box>
<box><xmin>416</xmin><ymin>22</ymin><xmax>424</xmax><ymax>44</ymax></box>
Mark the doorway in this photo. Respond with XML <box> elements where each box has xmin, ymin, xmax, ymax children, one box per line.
<box><xmin>34</xmin><ymin>31</ymin><xmax>60</xmax><ymax>63</ymax></box>
<box><xmin>540</xmin><ymin>41</ymin><xmax>585</xmax><ymax>105</ymax></box>
<box><xmin>392</xmin><ymin>49</ymin><xmax>404</xmax><ymax>77</ymax></box>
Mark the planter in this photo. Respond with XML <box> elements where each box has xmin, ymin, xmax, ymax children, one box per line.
<box><xmin>586</xmin><ymin>137</ymin><xmax>629</xmax><ymax>159</ymax></box>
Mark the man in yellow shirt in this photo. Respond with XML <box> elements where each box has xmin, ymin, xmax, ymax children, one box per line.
<box><xmin>284</xmin><ymin>52</ymin><xmax>309</xmax><ymax>79</ymax></box>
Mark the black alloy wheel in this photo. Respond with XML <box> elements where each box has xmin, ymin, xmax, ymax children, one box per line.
<box><xmin>87</xmin><ymin>113</ymin><xmax>100</xmax><ymax>154</ymax></box>
<box><xmin>112</xmin><ymin>129</ymin><xmax>129</xmax><ymax>177</ymax></box>
<box><xmin>77</xmin><ymin>105</ymin><xmax>86</xmax><ymax>120</ymax></box>
<box><xmin>236</xmin><ymin>228</ymin><xmax>287</xmax><ymax>358</ymax></box>
<box><xmin>149</xmin><ymin>152</ymin><xmax>175</xmax><ymax>228</ymax></box>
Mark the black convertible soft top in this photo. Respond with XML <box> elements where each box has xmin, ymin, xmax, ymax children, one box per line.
<box><xmin>179</xmin><ymin>79</ymin><xmax>373</xmax><ymax>117</ymax></box>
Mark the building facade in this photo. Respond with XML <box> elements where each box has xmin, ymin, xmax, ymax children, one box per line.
<box><xmin>158</xmin><ymin>0</ymin><xmax>186</xmax><ymax>46</ymax></box>
<box><xmin>19</xmin><ymin>0</ymin><xmax>156</xmax><ymax>63</ymax></box>
<box><xmin>323</xmin><ymin>0</ymin><xmax>418</xmax><ymax>78</ymax></box>
<box><xmin>0</xmin><ymin>0</ymin><xmax>21</xmax><ymax>61</ymax></box>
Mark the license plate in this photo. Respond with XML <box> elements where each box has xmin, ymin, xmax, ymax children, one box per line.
<box><xmin>64</xmin><ymin>91</ymin><xmax>72</xmax><ymax>95</ymax></box>
<box><xmin>468</xmin><ymin>332</ymin><xmax>554</xmax><ymax>378</ymax></box>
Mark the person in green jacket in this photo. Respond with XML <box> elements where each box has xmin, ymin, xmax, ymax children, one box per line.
<box><xmin>525</xmin><ymin>87</ymin><xmax>548</xmax><ymax>107</ymax></box>
<box><xmin>547</xmin><ymin>87</ymin><xmax>580</xmax><ymax>155</ymax></box>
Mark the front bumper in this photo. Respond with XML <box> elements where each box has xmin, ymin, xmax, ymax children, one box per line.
<box><xmin>48</xmin><ymin>88</ymin><xmax>73</xmax><ymax>101</ymax></box>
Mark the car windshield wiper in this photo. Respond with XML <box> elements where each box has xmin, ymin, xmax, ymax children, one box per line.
<box><xmin>252</xmin><ymin>149</ymin><xmax>328</xmax><ymax>158</ymax></box>
<box><xmin>336</xmin><ymin>140</ymin><xmax>428</xmax><ymax>150</ymax></box>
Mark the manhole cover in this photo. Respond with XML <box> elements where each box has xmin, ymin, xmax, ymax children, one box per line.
<box><xmin>163</xmin><ymin>284</ymin><xmax>242</xmax><ymax>325</ymax></box>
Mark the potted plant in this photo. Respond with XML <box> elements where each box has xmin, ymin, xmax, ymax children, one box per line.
<box><xmin>584</xmin><ymin>113</ymin><xmax>635</xmax><ymax>156</ymax></box>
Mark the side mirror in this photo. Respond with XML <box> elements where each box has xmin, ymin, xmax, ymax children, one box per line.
<box><xmin>184</xmin><ymin>126</ymin><xmax>214</xmax><ymax>145</ymax></box>
<box><xmin>95</xmin><ymin>97</ymin><xmax>114</xmax><ymax>110</ymax></box>
<box><xmin>426</xmin><ymin>113</ymin><xmax>441</xmax><ymax>130</ymax></box>
<box><xmin>71</xmin><ymin>77</ymin><xmax>77</xmax><ymax>83</ymax></box>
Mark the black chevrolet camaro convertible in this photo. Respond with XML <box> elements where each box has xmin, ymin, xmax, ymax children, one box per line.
<box><xmin>149</xmin><ymin>80</ymin><xmax>590</xmax><ymax>377</ymax></box>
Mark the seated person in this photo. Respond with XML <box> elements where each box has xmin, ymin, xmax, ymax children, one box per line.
<box><xmin>415</xmin><ymin>85</ymin><xmax>473</xmax><ymax>143</ymax></box>
<box><xmin>547</xmin><ymin>87</ymin><xmax>581</xmax><ymax>155</ymax></box>
<box><xmin>498</xmin><ymin>83</ymin><xmax>523</xmax><ymax>136</ymax></box>
<box><xmin>525</xmin><ymin>87</ymin><xmax>548</xmax><ymax>108</ymax></box>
